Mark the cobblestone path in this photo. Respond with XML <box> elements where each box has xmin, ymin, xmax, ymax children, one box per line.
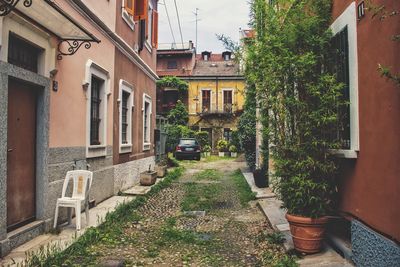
<box><xmin>93</xmin><ymin>158</ymin><xmax>289</xmax><ymax>266</ymax></box>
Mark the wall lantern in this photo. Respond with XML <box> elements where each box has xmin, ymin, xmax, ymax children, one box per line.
<box><xmin>358</xmin><ymin>1</ymin><xmax>365</xmax><ymax>20</ymax></box>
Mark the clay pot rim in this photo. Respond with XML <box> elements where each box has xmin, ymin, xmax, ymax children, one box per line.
<box><xmin>286</xmin><ymin>213</ymin><xmax>330</xmax><ymax>224</ymax></box>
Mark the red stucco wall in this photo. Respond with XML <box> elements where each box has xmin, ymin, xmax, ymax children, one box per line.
<box><xmin>333</xmin><ymin>0</ymin><xmax>400</xmax><ymax>242</ymax></box>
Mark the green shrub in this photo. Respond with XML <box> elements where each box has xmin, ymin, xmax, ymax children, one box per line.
<box><xmin>194</xmin><ymin>131</ymin><xmax>209</xmax><ymax>148</ymax></box>
<box><xmin>238</xmin><ymin>98</ymin><xmax>256</xmax><ymax>169</ymax></box>
<box><xmin>203</xmin><ymin>145</ymin><xmax>211</xmax><ymax>152</ymax></box>
<box><xmin>167</xmin><ymin>100</ymin><xmax>188</xmax><ymax>126</ymax></box>
<box><xmin>230</xmin><ymin>130</ymin><xmax>241</xmax><ymax>152</ymax></box>
<box><xmin>216</xmin><ymin>139</ymin><xmax>229</xmax><ymax>152</ymax></box>
<box><xmin>250</xmin><ymin>0</ymin><xmax>343</xmax><ymax>218</ymax></box>
<box><xmin>229</xmin><ymin>145</ymin><xmax>238</xmax><ymax>153</ymax></box>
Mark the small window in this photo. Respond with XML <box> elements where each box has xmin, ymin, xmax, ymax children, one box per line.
<box><xmin>8</xmin><ymin>33</ymin><xmax>42</xmax><ymax>73</ymax></box>
<box><xmin>167</xmin><ymin>60</ymin><xmax>178</xmax><ymax>69</ymax></box>
<box><xmin>90</xmin><ymin>76</ymin><xmax>103</xmax><ymax>145</ymax></box>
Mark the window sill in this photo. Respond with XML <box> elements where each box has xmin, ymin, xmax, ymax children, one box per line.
<box><xmin>329</xmin><ymin>149</ymin><xmax>358</xmax><ymax>159</ymax></box>
<box><xmin>87</xmin><ymin>145</ymin><xmax>107</xmax><ymax>158</ymax></box>
<box><xmin>119</xmin><ymin>143</ymin><xmax>132</xmax><ymax>154</ymax></box>
<box><xmin>143</xmin><ymin>143</ymin><xmax>151</xmax><ymax>151</ymax></box>
<box><xmin>122</xmin><ymin>9</ymin><xmax>135</xmax><ymax>31</ymax></box>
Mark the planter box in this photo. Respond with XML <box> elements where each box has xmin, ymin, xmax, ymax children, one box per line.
<box><xmin>218</xmin><ymin>152</ymin><xmax>225</xmax><ymax>157</ymax></box>
<box><xmin>253</xmin><ymin>169</ymin><xmax>268</xmax><ymax>188</ymax></box>
<box><xmin>230</xmin><ymin>152</ymin><xmax>237</xmax><ymax>157</ymax></box>
<box><xmin>156</xmin><ymin>165</ymin><xmax>167</xmax><ymax>178</ymax></box>
<box><xmin>140</xmin><ymin>171</ymin><xmax>157</xmax><ymax>186</ymax></box>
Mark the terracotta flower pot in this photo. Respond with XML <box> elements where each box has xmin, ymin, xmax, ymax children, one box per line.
<box><xmin>286</xmin><ymin>213</ymin><xmax>329</xmax><ymax>254</ymax></box>
<box><xmin>140</xmin><ymin>171</ymin><xmax>157</xmax><ymax>186</ymax></box>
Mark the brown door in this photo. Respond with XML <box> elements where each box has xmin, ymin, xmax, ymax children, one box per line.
<box><xmin>7</xmin><ymin>79</ymin><xmax>37</xmax><ymax>231</ymax></box>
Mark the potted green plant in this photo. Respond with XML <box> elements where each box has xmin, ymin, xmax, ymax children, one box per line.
<box><xmin>140</xmin><ymin>165</ymin><xmax>157</xmax><ymax>186</ymax></box>
<box><xmin>216</xmin><ymin>139</ymin><xmax>228</xmax><ymax>157</ymax></box>
<box><xmin>248</xmin><ymin>0</ymin><xmax>343</xmax><ymax>254</ymax></box>
<box><xmin>203</xmin><ymin>145</ymin><xmax>211</xmax><ymax>157</ymax></box>
<box><xmin>229</xmin><ymin>145</ymin><xmax>238</xmax><ymax>157</ymax></box>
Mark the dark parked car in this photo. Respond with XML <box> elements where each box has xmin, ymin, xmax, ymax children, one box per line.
<box><xmin>175</xmin><ymin>138</ymin><xmax>201</xmax><ymax>160</ymax></box>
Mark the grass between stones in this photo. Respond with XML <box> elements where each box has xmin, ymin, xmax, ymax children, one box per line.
<box><xmin>181</xmin><ymin>182</ymin><xmax>222</xmax><ymax>212</ymax></box>
<box><xmin>21</xmin><ymin>167</ymin><xmax>184</xmax><ymax>267</ymax></box>
<box><xmin>231</xmin><ymin>169</ymin><xmax>257</xmax><ymax>206</ymax></box>
<box><xmin>193</xmin><ymin>168</ymin><xmax>222</xmax><ymax>180</ymax></box>
<box><xmin>20</xmin><ymin>160</ymin><xmax>298</xmax><ymax>266</ymax></box>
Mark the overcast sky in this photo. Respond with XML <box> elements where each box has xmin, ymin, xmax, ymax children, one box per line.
<box><xmin>158</xmin><ymin>0</ymin><xmax>250</xmax><ymax>53</ymax></box>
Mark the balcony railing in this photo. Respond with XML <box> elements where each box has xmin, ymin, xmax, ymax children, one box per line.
<box><xmin>199</xmin><ymin>104</ymin><xmax>237</xmax><ymax>116</ymax></box>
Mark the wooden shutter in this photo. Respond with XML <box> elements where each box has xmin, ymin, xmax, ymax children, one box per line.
<box><xmin>152</xmin><ymin>10</ymin><xmax>158</xmax><ymax>48</ymax></box>
<box><xmin>125</xmin><ymin>0</ymin><xmax>135</xmax><ymax>16</ymax></box>
<box><xmin>134</xmin><ymin>0</ymin><xmax>148</xmax><ymax>21</ymax></box>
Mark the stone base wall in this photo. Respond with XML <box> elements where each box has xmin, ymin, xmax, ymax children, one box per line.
<box><xmin>47</xmin><ymin>146</ymin><xmax>114</xmax><ymax>221</ymax></box>
<box><xmin>351</xmin><ymin>220</ymin><xmax>400</xmax><ymax>267</ymax></box>
<box><xmin>114</xmin><ymin>156</ymin><xmax>156</xmax><ymax>194</ymax></box>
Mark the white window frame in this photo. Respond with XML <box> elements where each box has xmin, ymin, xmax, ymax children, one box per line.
<box><xmin>119</xmin><ymin>80</ymin><xmax>134</xmax><ymax>154</ymax></box>
<box><xmin>142</xmin><ymin>93</ymin><xmax>152</xmax><ymax>151</ymax></box>
<box><xmin>122</xmin><ymin>0</ymin><xmax>135</xmax><ymax>31</ymax></box>
<box><xmin>222</xmin><ymin>88</ymin><xmax>234</xmax><ymax>112</ymax></box>
<box><xmin>200</xmin><ymin>88</ymin><xmax>212</xmax><ymax>112</ymax></box>
<box><xmin>329</xmin><ymin>2</ymin><xmax>359</xmax><ymax>159</ymax></box>
<box><xmin>84</xmin><ymin>60</ymin><xmax>111</xmax><ymax>158</ymax></box>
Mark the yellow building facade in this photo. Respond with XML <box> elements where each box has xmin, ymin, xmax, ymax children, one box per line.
<box><xmin>185</xmin><ymin>51</ymin><xmax>245</xmax><ymax>150</ymax></box>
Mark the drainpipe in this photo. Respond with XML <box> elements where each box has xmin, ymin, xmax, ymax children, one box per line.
<box><xmin>216</xmin><ymin>77</ymin><xmax>219</xmax><ymax>112</ymax></box>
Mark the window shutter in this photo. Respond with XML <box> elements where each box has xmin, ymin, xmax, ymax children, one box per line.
<box><xmin>134</xmin><ymin>0</ymin><xmax>148</xmax><ymax>21</ymax></box>
<box><xmin>125</xmin><ymin>0</ymin><xmax>135</xmax><ymax>16</ymax></box>
<box><xmin>152</xmin><ymin>10</ymin><xmax>158</xmax><ymax>48</ymax></box>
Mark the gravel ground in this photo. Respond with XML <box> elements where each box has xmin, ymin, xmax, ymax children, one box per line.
<box><xmin>94</xmin><ymin>158</ymin><xmax>288</xmax><ymax>266</ymax></box>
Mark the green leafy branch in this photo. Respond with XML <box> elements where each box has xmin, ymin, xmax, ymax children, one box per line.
<box><xmin>365</xmin><ymin>0</ymin><xmax>400</xmax><ymax>87</ymax></box>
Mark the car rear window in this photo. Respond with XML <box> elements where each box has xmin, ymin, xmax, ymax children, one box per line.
<box><xmin>180</xmin><ymin>139</ymin><xmax>197</xmax><ymax>145</ymax></box>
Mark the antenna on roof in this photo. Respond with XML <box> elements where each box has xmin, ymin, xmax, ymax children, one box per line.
<box><xmin>193</xmin><ymin>8</ymin><xmax>200</xmax><ymax>52</ymax></box>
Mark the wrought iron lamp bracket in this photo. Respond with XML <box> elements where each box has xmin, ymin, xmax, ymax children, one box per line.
<box><xmin>57</xmin><ymin>39</ymin><xmax>93</xmax><ymax>60</ymax></box>
<box><xmin>0</xmin><ymin>0</ymin><xmax>32</xmax><ymax>16</ymax></box>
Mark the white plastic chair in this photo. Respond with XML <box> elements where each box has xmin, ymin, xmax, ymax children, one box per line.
<box><xmin>53</xmin><ymin>170</ymin><xmax>93</xmax><ymax>231</ymax></box>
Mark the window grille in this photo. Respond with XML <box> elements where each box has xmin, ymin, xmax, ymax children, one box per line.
<box><xmin>121</xmin><ymin>91</ymin><xmax>130</xmax><ymax>144</ymax></box>
<box><xmin>144</xmin><ymin>102</ymin><xmax>150</xmax><ymax>142</ymax></box>
<box><xmin>331</xmin><ymin>26</ymin><xmax>351</xmax><ymax>149</ymax></box>
<box><xmin>90</xmin><ymin>76</ymin><xmax>102</xmax><ymax>145</ymax></box>
<box><xmin>8</xmin><ymin>33</ymin><xmax>41</xmax><ymax>73</ymax></box>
